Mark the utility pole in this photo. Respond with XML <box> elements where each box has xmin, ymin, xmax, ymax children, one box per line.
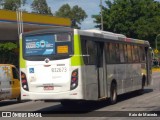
<box><xmin>100</xmin><ymin>0</ymin><xmax>103</xmax><ymax>30</ymax></box>
<box><xmin>16</xmin><ymin>0</ymin><xmax>24</xmax><ymax>36</ymax></box>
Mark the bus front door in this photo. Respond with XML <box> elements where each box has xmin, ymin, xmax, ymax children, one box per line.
<box><xmin>97</xmin><ymin>42</ymin><xmax>106</xmax><ymax>98</ymax></box>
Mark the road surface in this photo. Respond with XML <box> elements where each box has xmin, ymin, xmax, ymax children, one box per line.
<box><xmin>0</xmin><ymin>72</ymin><xmax>160</xmax><ymax>120</ymax></box>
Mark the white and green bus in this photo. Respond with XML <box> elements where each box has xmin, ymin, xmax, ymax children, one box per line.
<box><xmin>20</xmin><ymin>27</ymin><xmax>152</xmax><ymax>105</ymax></box>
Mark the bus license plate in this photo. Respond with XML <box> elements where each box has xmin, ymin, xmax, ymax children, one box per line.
<box><xmin>44</xmin><ymin>86</ymin><xmax>54</xmax><ymax>90</ymax></box>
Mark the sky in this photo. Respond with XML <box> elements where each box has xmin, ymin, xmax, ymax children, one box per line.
<box><xmin>24</xmin><ymin>0</ymin><xmax>106</xmax><ymax>30</ymax></box>
<box><xmin>24</xmin><ymin>0</ymin><xmax>160</xmax><ymax>30</ymax></box>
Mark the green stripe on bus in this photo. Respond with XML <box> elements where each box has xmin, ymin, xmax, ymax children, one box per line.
<box><xmin>19</xmin><ymin>36</ymin><xmax>26</xmax><ymax>68</ymax></box>
<box><xmin>71</xmin><ymin>34</ymin><xmax>84</xmax><ymax>66</ymax></box>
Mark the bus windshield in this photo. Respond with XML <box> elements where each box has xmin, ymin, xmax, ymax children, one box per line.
<box><xmin>23</xmin><ymin>33</ymin><xmax>72</xmax><ymax>60</ymax></box>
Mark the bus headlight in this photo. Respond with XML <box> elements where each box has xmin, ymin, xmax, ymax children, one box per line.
<box><xmin>70</xmin><ymin>69</ymin><xmax>78</xmax><ymax>90</ymax></box>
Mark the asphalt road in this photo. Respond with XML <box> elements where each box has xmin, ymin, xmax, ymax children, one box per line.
<box><xmin>0</xmin><ymin>72</ymin><xmax>160</xmax><ymax>120</ymax></box>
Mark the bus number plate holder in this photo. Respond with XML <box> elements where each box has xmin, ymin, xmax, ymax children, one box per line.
<box><xmin>44</xmin><ymin>86</ymin><xmax>54</xmax><ymax>90</ymax></box>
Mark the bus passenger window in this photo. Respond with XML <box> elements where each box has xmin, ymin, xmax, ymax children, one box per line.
<box><xmin>115</xmin><ymin>44</ymin><xmax>120</xmax><ymax>63</ymax></box>
<box><xmin>139</xmin><ymin>46</ymin><xmax>145</xmax><ymax>62</ymax></box>
<box><xmin>86</xmin><ymin>40</ymin><xmax>97</xmax><ymax>65</ymax></box>
<box><xmin>119</xmin><ymin>44</ymin><xmax>125</xmax><ymax>63</ymax></box>
<box><xmin>124</xmin><ymin>44</ymin><xmax>128</xmax><ymax>62</ymax></box>
<box><xmin>132</xmin><ymin>45</ymin><xmax>136</xmax><ymax>62</ymax></box>
<box><xmin>134</xmin><ymin>45</ymin><xmax>140</xmax><ymax>62</ymax></box>
<box><xmin>109</xmin><ymin>43</ymin><xmax>116</xmax><ymax>63</ymax></box>
<box><xmin>127</xmin><ymin>45</ymin><xmax>132</xmax><ymax>62</ymax></box>
<box><xmin>105</xmin><ymin>43</ymin><xmax>110</xmax><ymax>64</ymax></box>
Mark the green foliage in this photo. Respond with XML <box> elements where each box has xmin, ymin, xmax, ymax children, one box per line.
<box><xmin>0</xmin><ymin>42</ymin><xmax>18</xmax><ymax>67</ymax></box>
<box><xmin>93</xmin><ymin>0</ymin><xmax>160</xmax><ymax>47</ymax></box>
<box><xmin>55</xmin><ymin>4</ymin><xmax>87</xmax><ymax>29</ymax></box>
<box><xmin>0</xmin><ymin>42</ymin><xmax>17</xmax><ymax>51</ymax></box>
<box><xmin>31</xmin><ymin>0</ymin><xmax>52</xmax><ymax>15</ymax></box>
<box><xmin>0</xmin><ymin>0</ymin><xmax>26</xmax><ymax>11</ymax></box>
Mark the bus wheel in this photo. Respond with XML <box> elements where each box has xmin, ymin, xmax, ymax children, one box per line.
<box><xmin>110</xmin><ymin>83</ymin><xmax>117</xmax><ymax>104</ymax></box>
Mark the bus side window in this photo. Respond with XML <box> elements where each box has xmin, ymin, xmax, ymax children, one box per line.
<box><xmin>12</xmin><ymin>67</ymin><xmax>19</xmax><ymax>79</ymax></box>
<box><xmin>119</xmin><ymin>44</ymin><xmax>125</xmax><ymax>63</ymax></box>
<box><xmin>115</xmin><ymin>43</ymin><xmax>120</xmax><ymax>63</ymax></box>
<box><xmin>139</xmin><ymin>46</ymin><xmax>145</xmax><ymax>62</ymax></box>
<box><xmin>124</xmin><ymin>44</ymin><xmax>128</xmax><ymax>62</ymax></box>
<box><xmin>86</xmin><ymin>40</ymin><xmax>97</xmax><ymax>65</ymax></box>
<box><xmin>109</xmin><ymin>43</ymin><xmax>117</xmax><ymax>63</ymax></box>
<box><xmin>81</xmin><ymin>40</ymin><xmax>88</xmax><ymax>64</ymax></box>
<box><xmin>135</xmin><ymin>45</ymin><xmax>140</xmax><ymax>62</ymax></box>
<box><xmin>127</xmin><ymin>44</ymin><xmax>133</xmax><ymax>62</ymax></box>
<box><xmin>132</xmin><ymin>45</ymin><xmax>136</xmax><ymax>62</ymax></box>
<box><xmin>105</xmin><ymin>43</ymin><xmax>110</xmax><ymax>64</ymax></box>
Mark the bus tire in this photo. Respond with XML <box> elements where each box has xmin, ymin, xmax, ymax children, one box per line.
<box><xmin>110</xmin><ymin>82</ymin><xmax>117</xmax><ymax>104</ymax></box>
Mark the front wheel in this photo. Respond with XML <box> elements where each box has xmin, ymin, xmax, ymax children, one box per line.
<box><xmin>110</xmin><ymin>83</ymin><xmax>117</xmax><ymax>104</ymax></box>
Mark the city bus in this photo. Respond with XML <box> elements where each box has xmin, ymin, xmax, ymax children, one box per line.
<box><xmin>19</xmin><ymin>27</ymin><xmax>152</xmax><ymax>105</ymax></box>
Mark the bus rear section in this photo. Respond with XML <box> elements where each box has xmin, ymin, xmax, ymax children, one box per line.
<box><xmin>20</xmin><ymin>28</ymin><xmax>84</xmax><ymax>100</ymax></box>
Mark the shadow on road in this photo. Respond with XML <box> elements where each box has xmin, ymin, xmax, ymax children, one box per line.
<box><xmin>0</xmin><ymin>100</ymin><xmax>29</xmax><ymax>107</ymax></box>
<box><xmin>118</xmin><ymin>88</ymin><xmax>153</xmax><ymax>103</ymax></box>
<box><xmin>34</xmin><ymin>88</ymin><xmax>153</xmax><ymax>114</ymax></box>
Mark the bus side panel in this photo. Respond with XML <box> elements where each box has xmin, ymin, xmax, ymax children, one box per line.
<box><xmin>132</xmin><ymin>64</ymin><xmax>143</xmax><ymax>91</ymax></box>
<box><xmin>106</xmin><ymin>64</ymin><xmax>124</xmax><ymax>97</ymax></box>
<box><xmin>106</xmin><ymin>63</ymin><xmax>143</xmax><ymax>97</ymax></box>
<box><xmin>81</xmin><ymin>65</ymin><xmax>98</xmax><ymax>100</ymax></box>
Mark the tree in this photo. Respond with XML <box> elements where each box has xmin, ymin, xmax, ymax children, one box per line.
<box><xmin>93</xmin><ymin>0</ymin><xmax>160</xmax><ymax>47</ymax></box>
<box><xmin>0</xmin><ymin>42</ymin><xmax>18</xmax><ymax>67</ymax></box>
<box><xmin>55</xmin><ymin>4</ymin><xmax>87</xmax><ymax>29</ymax></box>
<box><xmin>0</xmin><ymin>0</ymin><xmax>26</xmax><ymax>11</ymax></box>
<box><xmin>31</xmin><ymin>0</ymin><xmax>52</xmax><ymax>15</ymax></box>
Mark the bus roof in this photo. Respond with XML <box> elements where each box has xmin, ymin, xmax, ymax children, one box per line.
<box><xmin>75</xmin><ymin>29</ymin><xmax>150</xmax><ymax>46</ymax></box>
<box><xmin>22</xmin><ymin>27</ymin><xmax>150</xmax><ymax>46</ymax></box>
